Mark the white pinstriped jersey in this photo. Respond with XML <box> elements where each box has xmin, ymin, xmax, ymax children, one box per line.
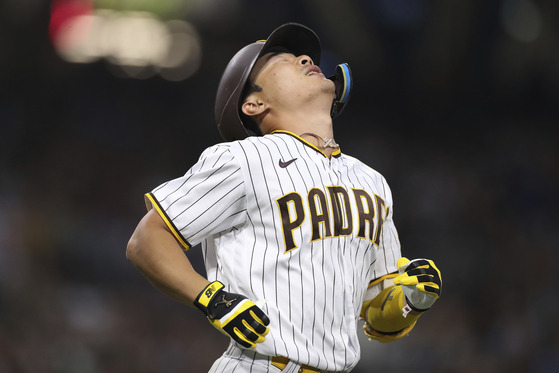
<box><xmin>146</xmin><ymin>131</ymin><xmax>401</xmax><ymax>372</ymax></box>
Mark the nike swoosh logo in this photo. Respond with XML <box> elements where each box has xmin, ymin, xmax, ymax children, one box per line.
<box><xmin>279</xmin><ymin>158</ymin><xmax>297</xmax><ymax>168</ymax></box>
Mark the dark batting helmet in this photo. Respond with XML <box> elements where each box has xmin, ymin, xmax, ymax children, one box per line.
<box><xmin>214</xmin><ymin>22</ymin><xmax>352</xmax><ymax>142</ymax></box>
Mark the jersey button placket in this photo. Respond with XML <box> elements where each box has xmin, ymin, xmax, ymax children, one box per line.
<box><xmin>327</xmin><ymin>157</ymin><xmax>339</xmax><ymax>182</ymax></box>
<box><xmin>324</xmin><ymin>155</ymin><xmax>334</xmax><ymax>172</ymax></box>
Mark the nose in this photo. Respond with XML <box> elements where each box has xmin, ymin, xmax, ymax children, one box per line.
<box><xmin>298</xmin><ymin>55</ymin><xmax>314</xmax><ymax>66</ymax></box>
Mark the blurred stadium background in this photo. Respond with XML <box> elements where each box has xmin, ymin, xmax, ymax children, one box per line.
<box><xmin>1</xmin><ymin>0</ymin><xmax>558</xmax><ymax>372</ymax></box>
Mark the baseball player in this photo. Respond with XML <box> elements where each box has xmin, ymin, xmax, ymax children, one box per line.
<box><xmin>127</xmin><ymin>23</ymin><xmax>442</xmax><ymax>372</ymax></box>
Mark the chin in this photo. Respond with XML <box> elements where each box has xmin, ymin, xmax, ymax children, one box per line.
<box><xmin>325</xmin><ymin>83</ymin><xmax>336</xmax><ymax>97</ymax></box>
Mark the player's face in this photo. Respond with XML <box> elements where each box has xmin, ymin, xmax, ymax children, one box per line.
<box><xmin>250</xmin><ymin>52</ymin><xmax>335</xmax><ymax>110</ymax></box>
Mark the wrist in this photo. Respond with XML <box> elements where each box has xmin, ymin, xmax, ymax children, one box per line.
<box><xmin>193</xmin><ymin>281</ymin><xmax>225</xmax><ymax>316</ymax></box>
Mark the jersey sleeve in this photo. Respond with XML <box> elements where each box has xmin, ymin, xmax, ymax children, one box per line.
<box><xmin>371</xmin><ymin>177</ymin><xmax>401</xmax><ymax>279</ymax></box>
<box><xmin>145</xmin><ymin>144</ymin><xmax>247</xmax><ymax>250</ymax></box>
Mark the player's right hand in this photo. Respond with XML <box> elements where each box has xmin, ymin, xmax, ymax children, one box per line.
<box><xmin>193</xmin><ymin>281</ymin><xmax>270</xmax><ymax>349</ymax></box>
<box><xmin>394</xmin><ymin>257</ymin><xmax>442</xmax><ymax>312</ymax></box>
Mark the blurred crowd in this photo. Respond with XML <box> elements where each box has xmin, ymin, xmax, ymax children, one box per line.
<box><xmin>1</xmin><ymin>0</ymin><xmax>558</xmax><ymax>372</ymax></box>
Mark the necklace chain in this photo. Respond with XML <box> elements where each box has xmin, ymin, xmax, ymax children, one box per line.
<box><xmin>299</xmin><ymin>132</ymin><xmax>340</xmax><ymax>149</ymax></box>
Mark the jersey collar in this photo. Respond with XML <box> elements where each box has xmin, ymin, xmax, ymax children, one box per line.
<box><xmin>270</xmin><ymin>130</ymin><xmax>342</xmax><ymax>158</ymax></box>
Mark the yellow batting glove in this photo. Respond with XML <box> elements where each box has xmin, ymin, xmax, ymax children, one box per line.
<box><xmin>193</xmin><ymin>281</ymin><xmax>270</xmax><ymax>349</ymax></box>
<box><xmin>394</xmin><ymin>257</ymin><xmax>442</xmax><ymax>313</ymax></box>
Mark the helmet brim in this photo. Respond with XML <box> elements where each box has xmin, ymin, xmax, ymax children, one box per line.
<box><xmin>262</xmin><ymin>23</ymin><xmax>321</xmax><ymax>66</ymax></box>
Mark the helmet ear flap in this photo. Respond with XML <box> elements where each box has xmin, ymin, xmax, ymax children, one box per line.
<box><xmin>329</xmin><ymin>63</ymin><xmax>352</xmax><ymax>118</ymax></box>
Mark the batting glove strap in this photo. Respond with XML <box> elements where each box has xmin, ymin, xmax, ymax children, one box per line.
<box><xmin>193</xmin><ymin>281</ymin><xmax>270</xmax><ymax>349</ymax></box>
<box><xmin>193</xmin><ymin>281</ymin><xmax>225</xmax><ymax>317</ymax></box>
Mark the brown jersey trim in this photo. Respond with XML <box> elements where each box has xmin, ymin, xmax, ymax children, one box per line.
<box><xmin>145</xmin><ymin>192</ymin><xmax>191</xmax><ymax>251</ymax></box>
<box><xmin>271</xmin><ymin>130</ymin><xmax>342</xmax><ymax>158</ymax></box>
<box><xmin>368</xmin><ymin>272</ymin><xmax>398</xmax><ymax>288</ymax></box>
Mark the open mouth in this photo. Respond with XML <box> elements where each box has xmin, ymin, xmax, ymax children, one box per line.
<box><xmin>306</xmin><ymin>65</ymin><xmax>323</xmax><ymax>76</ymax></box>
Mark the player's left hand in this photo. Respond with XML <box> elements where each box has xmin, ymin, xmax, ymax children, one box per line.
<box><xmin>394</xmin><ymin>257</ymin><xmax>442</xmax><ymax>312</ymax></box>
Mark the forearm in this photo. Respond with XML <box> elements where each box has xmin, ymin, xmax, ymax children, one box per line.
<box><xmin>366</xmin><ymin>285</ymin><xmax>421</xmax><ymax>333</ymax></box>
<box><xmin>360</xmin><ymin>284</ymin><xmax>421</xmax><ymax>343</ymax></box>
<box><xmin>126</xmin><ymin>209</ymin><xmax>209</xmax><ymax>306</ymax></box>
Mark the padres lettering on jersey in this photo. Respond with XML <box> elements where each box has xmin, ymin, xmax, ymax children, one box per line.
<box><xmin>276</xmin><ymin>186</ymin><xmax>388</xmax><ymax>252</ymax></box>
<box><xmin>147</xmin><ymin>131</ymin><xmax>401</xmax><ymax>372</ymax></box>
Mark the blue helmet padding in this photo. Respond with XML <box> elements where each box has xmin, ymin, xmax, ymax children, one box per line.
<box><xmin>338</xmin><ymin>63</ymin><xmax>351</xmax><ymax>104</ymax></box>
<box><xmin>329</xmin><ymin>63</ymin><xmax>352</xmax><ymax>118</ymax></box>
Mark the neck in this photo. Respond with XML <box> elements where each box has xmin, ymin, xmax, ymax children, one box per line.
<box><xmin>263</xmin><ymin>108</ymin><xmax>333</xmax><ymax>134</ymax></box>
<box><xmin>260</xmin><ymin>107</ymin><xmax>337</xmax><ymax>156</ymax></box>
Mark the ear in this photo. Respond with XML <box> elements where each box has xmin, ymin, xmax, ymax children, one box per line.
<box><xmin>241</xmin><ymin>96</ymin><xmax>268</xmax><ymax>118</ymax></box>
